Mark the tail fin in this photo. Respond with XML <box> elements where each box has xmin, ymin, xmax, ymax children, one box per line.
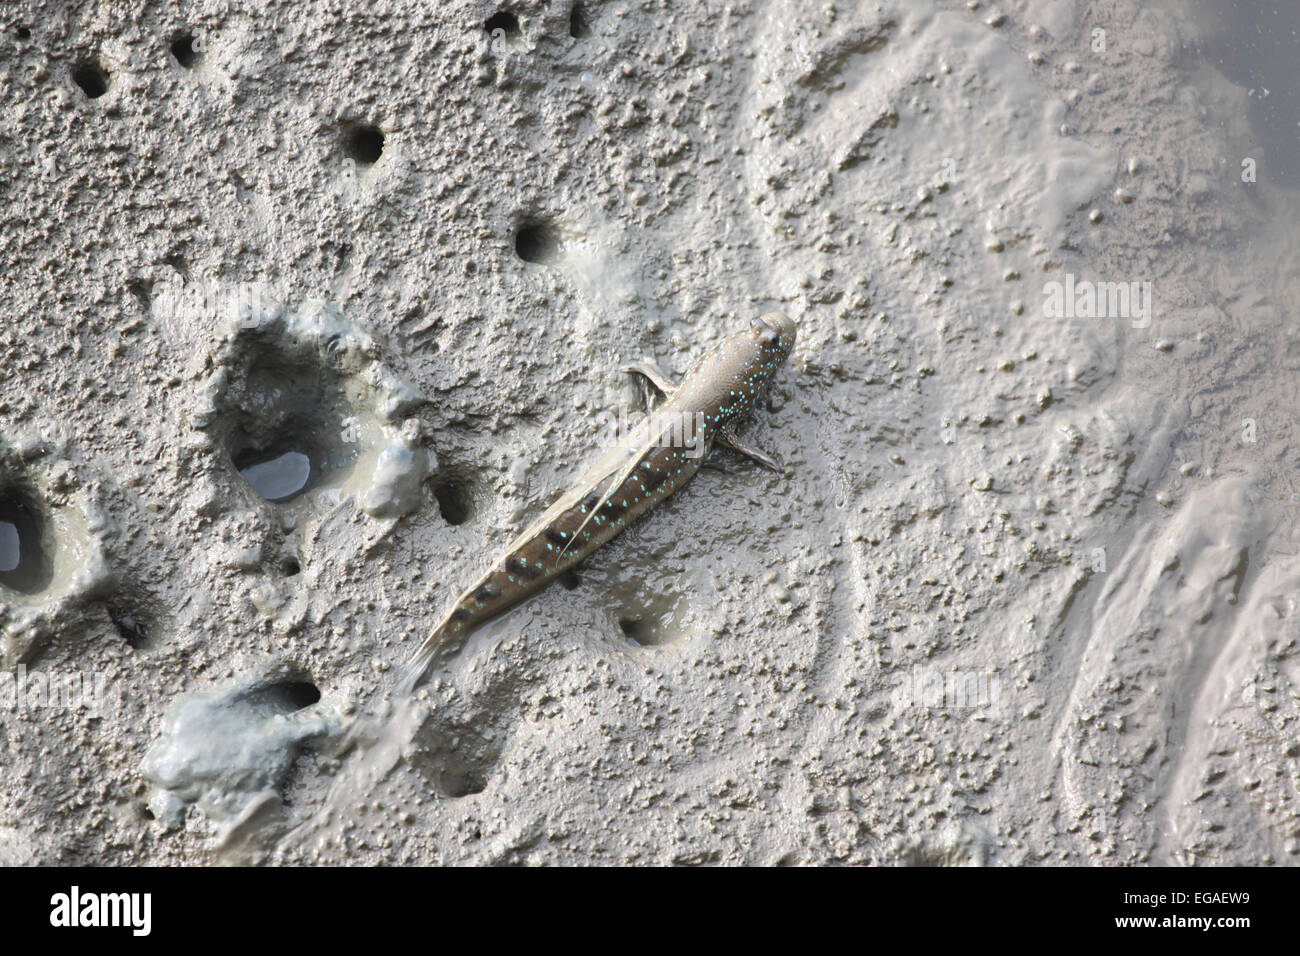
<box><xmin>399</xmin><ymin>640</ymin><xmax>436</xmax><ymax>695</ymax></box>
<box><xmin>399</xmin><ymin>624</ymin><xmax>447</xmax><ymax>695</ymax></box>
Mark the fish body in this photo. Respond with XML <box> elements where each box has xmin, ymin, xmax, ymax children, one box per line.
<box><xmin>404</xmin><ymin>313</ymin><xmax>797</xmax><ymax>687</ymax></box>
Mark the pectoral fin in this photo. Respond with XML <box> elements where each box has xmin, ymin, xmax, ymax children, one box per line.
<box><xmin>621</xmin><ymin>361</ymin><xmax>678</xmax><ymax>404</ymax></box>
<box><xmin>719</xmin><ymin>423</ymin><xmax>785</xmax><ymax>474</ymax></box>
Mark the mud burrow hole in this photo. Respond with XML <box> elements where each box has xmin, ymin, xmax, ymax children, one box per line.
<box><xmin>223</xmin><ymin>349</ymin><xmax>359</xmax><ymax>505</ymax></box>
<box><xmin>343</xmin><ymin>122</ymin><xmax>384</xmax><ymax>166</ymax></box>
<box><xmin>170</xmin><ymin>32</ymin><xmax>203</xmax><ymax>69</ymax></box>
<box><xmin>431</xmin><ymin>471</ymin><xmax>477</xmax><ymax>526</ymax></box>
<box><xmin>412</xmin><ymin>715</ymin><xmax>505</xmax><ymax>798</ymax></box>
<box><xmin>612</xmin><ymin>581</ymin><xmax>694</xmax><ymax>648</ymax></box>
<box><xmin>243</xmin><ymin>678</ymin><xmax>321</xmax><ymax>715</ymax></box>
<box><xmin>72</xmin><ymin>58</ymin><xmax>110</xmax><ymax>99</ymax></box>
<box><xmin>107</xmin><ymin>603</ymin><xmax>150</xmax><ymax>650</ymax></box>
<box><xmin>569</xmin><ymin>4</ymin><xmax>591</xmax><ymax>38</ymax></box>
<box><xmin>514</xmin><ymin>219</ymin><xmax>560</xmax><ymax>265</ymax></box>
<box><xmin>485</xmin><ymin>11</ymin><xmax>522</xmax><ymax>40</ymax></box>
<box><xmin>0</xmin><ymin>486</ymin><xmax>51</xmax><ymax>595</ymax></box>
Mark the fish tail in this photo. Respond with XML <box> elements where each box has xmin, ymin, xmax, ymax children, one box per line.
<box><xmin>400</xmin><ymin>615</ymin><xmax>455</xmax><ymax>694</ymax></box>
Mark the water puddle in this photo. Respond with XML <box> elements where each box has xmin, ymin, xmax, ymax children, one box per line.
<box><xmin>0</xmin><ymin>493</ymin><xmax>49</xmax><ymax>594</ymax></box>
<box><xmin>236</xmin><ymin>449</ymin><xmax>314</xmax><ymax>502</ymax></box>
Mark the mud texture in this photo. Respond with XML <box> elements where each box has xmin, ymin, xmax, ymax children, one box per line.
<box><xmin>1</xmin><ymin>0</ymin><xmax>1298</xmax><ymax>865</ymax></box>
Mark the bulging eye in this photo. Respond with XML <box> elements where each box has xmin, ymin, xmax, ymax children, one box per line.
<box><xmin>753</xmin><ymin>312</ymin><xmax>795</xmax><ymax>351</ymax></box>
<box><xmin>752</xmin><ymin>314</ymin><xmax>784</xmax><ymax>347</ymax></box>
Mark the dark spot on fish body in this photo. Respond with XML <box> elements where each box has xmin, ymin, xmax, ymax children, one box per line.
<box><xmin>474</xmin><ymin>584</ymin><xmax>497</xmax><ymax>602</ymax></box>
<box><xmin>506</xmin><ymin>556</ymin><xmax>542</xmax><ymax>580</ymax></box>
<box><xmin>451</xmin><ymin>607</ymin><xmax>471</xmax><ymax>623</ymax></box>
<box><xmin>545</xmin><ymin>526</ymin><xmax>568</xmax><ymax>546</ymax></box>
<box><xmin>640</xmin><ymin>465</ymin><xmax>668</xmax><ymax>491</ymax></box>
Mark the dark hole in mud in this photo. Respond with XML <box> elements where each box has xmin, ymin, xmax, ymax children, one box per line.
<box><xmin>412</xmin><ymin>716</ymin><xmax>501</xmax><ymax>798</ymax></box>
<box><xmin>618</xmin><ymin>610</ymin><xmax>679</xmax><ymax>647</ymax></box>
<box><xmin>127</xmin><ymin>279</ymin><xmax>151</xmax><ymax>311</ymax></box>
<box><xmin>559</xmin><ymin>569</ymin><xmax>581</xmax><ymax>590</ymax></box>
<box><xmin>485</xmin><ymin>11</ymin><xmax>521</xmax><ymax>39</ymax></box>
<box><xmin>433</xmin><ymin>477</ymin><xmax>473</xmax><ymax>526</ymax></box>
<box><xmin>569</xmin><ymin>4</ymin><xmax>591</xmax><ymax>38</ymax></box>
<box><xmin>17</xmin><ymin>27</ymin><xmax>31</xmax><ymax>40</ymax></box>
<box><xmin>72</xmin><ymin>60</ymin><xmax>110</xmax><ymax>99</ymax></box>
<box><xmin>108</xmin><ymin>606</ymin><xmax>150</xmax><ymax>650</ymax></box>
<box><xmin>344</xmin><ymin>124</ymin><xmax>384</xmax><ymax>165</ymax></box>
<box><xmin>442</xmin><ymin>768</ymin><xmax>489</xmax><ymax>799</ymax></box>
<box><xmin>514</xmin><ymin>220</ymin><xmax>559</xmax><ymax>264</ymax></box>
<box><xmin>245</xmin><ymin>679</ymin><xmax>321</xmax><ymax>715</ymax></box>
<box><xmin>0</xmin><ymin>491</ymin><xmax>51</xmax><ymax>594</ymax></box>
<box><xmin>280</xmin><ymin>557</ymin><xmax>301</xmax><ymax>577</ymax></box>
<box><xmin>170</xmin><ymin>33</ymin><xmax>202</xmax><ymax>68</ymax></box>
<box><xmin>235</xmin><ymin>447</ymin><xmax>314</xmax><ymax>503</ymax></box>
<box><xmin>225</xmin><ymin>353</ymin><xmax>359</xmax><ymax>504</ymax></box>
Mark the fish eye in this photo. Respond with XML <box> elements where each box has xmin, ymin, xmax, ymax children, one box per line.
<box><xmin>752</xmin><ymin>316</ymin><xmax>781</xmax><ymax>347</ymax></box>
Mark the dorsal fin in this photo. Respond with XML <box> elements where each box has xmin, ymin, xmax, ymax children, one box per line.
<box><xmin>556</xmin><ymin>414</ymin><xmax>681</xmax><ymax>564</ymax></box>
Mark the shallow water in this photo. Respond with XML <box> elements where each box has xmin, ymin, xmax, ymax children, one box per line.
<box><xmin>0</xmin><ymin>496</ymin><xmax>46</xmax><ymax>593</ymax></box>
<box><xmin>0</xmin><ymin>521</ymin><xmax>18</xmax><ymax>573</ymax></box>
<box><xmin>237</xmin><ymin>449</ymin><xmax>313</xmax><ymax>502</ymax></box>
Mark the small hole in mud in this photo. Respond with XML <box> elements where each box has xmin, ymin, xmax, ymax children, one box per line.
<box><xmin>280</xmin><ymin>557</ymin><xmax>301</xmax><ymax>577</ymax></box>
<box><xmin>224</xmin><ymin>349</ymin><xmax>359</xmax><ymax>504</ymax></box>
<box><xmin>17</xmin><ymin>27</ymin><xmax>31</xmax><ymax>40</ymax></box>
<box><xmin>247</xmin><ymin>679</ymin><xmax>321</xmax><ymax>714</ymax></box>
<box><xmin>170</xmin><ymin>33</ymin><xmax>202</xmax><ymax>68</ymax></box>
<box><xmin>278</xmin><ymin>681</ymin><xmax>320</xmax><ymax>709</ymax></box>
<box><xmin>0</xmin><ymin>491</ymin><xmax>50</xmax><ymax>595</ymax></box>
<box><xmin>72</xmin><ymin>60</ymin><xmax>110</xmax><ymax>99</ymax></box>
<box><xmin>440</xmin><ymin>772</ymin><xmax>487</xmax><ymax>799</ymax></box>
<box><xmin>344</xmin><ymin>124</ymin><xmax>384</xmax><ymax>165</ymax></box>
<box><xmin>559</xmin><ymin>569</ymin><xmax>581</xmax><ymax>590</ymax></box>
<box><xmin>569</xmin><ymin>4</ymin><xmax>591</xmax><ymax>38</ymax></box>
<box><xmin>514</xmin><ymin>220</ymin><xmax>559</xmax><ymax>264</ymax></box>
<box><xmin>127</xmin><ymin>279</ymin><xmax>151</xmax><ymax>311</ymax></box>
<box><xmin>108</xmin><ymin>606</ymin><xmax>149</xmax><ymax>650</ymax></box>
<box><xmin>140</xmin><ymin>804</ymin><xmax>155</xmax><ymax>821</ymax></box>
<box><xmin>485</xmin><ymin>11</ymin><xmax>521</xmax><ymax>39</ymax></box>
<box><xmin>619</xmin><ymin>615</ymin><xmax>676</xmax><ymax>647</ymax></box>
<box><xmin>433</xmin><ymin>478</ymin><xmax>473</xmax><ymax>526</ymax></box>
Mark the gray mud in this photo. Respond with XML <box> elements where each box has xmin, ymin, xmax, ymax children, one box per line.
<box><xmin>1</xmin><ymin>0</ymin><xmax>1297</xmax><ymax>865</ymax></box>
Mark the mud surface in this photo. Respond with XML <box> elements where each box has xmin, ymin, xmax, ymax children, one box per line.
<box><xmin>1</xmin><ymin>0</ymin><xmax>1298</xmax><ymax>865</ymax></box>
